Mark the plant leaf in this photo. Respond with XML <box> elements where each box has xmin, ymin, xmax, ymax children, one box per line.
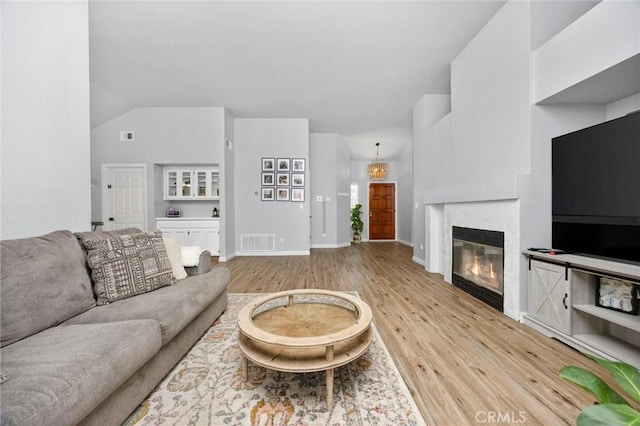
<box><xmin>577</xmin><ymin>403</ymin><xmax>640</xmax><ymax>426</ymax></box>
<box><xmin>560</xmin><ymin>366</ymin><xmax>628</xmax><ymax>405</ymax></box>
<box><xmin>587</xmin><ymin>355</ymin><xmax>640</xmax><ymax>404</ymax></box>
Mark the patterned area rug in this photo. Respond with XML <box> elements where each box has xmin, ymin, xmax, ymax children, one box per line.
<box><xmin>125</xmin><ymin>293</ymin><xmax>426</xmax><ymax>426</ymax></box>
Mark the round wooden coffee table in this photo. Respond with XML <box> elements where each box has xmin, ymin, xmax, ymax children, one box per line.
<box><xmin>237</xmin><ymin>289</ymin><xmax>373</xmax><ymax>409</ymax></box>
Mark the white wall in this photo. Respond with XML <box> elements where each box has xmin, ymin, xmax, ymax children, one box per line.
<box><xmin>412</xmin><ymin>94</ymin><xmax>450</xmax><ymax>263</ymax></box>
<box><xmin>222</xmin><ymin>109</ymin><xmax>236</xmax><ymax>259</ymax></box>
<box><xmin>310</xmin><ymin>133</ymin><xmax>340</xmax><ymax>247</ymax></box>
<box><xmin>234</xmin><ymin>118</ymin><xmax>310</xmax><ymax>255</ymax></box>
<box><xmin>336</xmin><ymin>136</ymin><xmax>352</xmax><ymax>245</ymax></box>
<box><xmin>309</xmin><ymin>133</ymin><xmax>351</xmax><ymax>248</ymax></box>
<box><xmin>529</xmin><ymin>0</ymin><xmax>599</xmax><ymax>51</ymax></box>
<box><xmin>449</xmin><ymin>0</ymin><xmax>532</xmax><ymax>196</ymax></box>
<box><xmin>90</xmin><ymin>107</ymin><xmax>226</xmax><ymax>232</ymax></box>
<box><xmin>607</xmin><ymin>93</ymin><xmax>640</xmax><ymax>120</ymax></box>
<box><xmin>533</xmin><ymin>0</ymin><xmax>639</xmax><ymax>103</ymax></box>
<box><xmin>420</xmin><ymin>112</ymin><xmax>451</xmax><ymax>272</ymax></box>
<box><xmin>425</xmin><ymin>204</ymin><xmax>444</xmax><ymax>273</ymax></box>
<box><xmin>1</xmin><ymin>1</ymin><xmax>91</xmax><ymax>239</ymax></box>
<box><xmin>396</xmin><ymin>139</ymin><xmax>413</xmax><ymax>246</ymax></box>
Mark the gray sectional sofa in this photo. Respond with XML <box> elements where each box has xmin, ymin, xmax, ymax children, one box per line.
<box><xmin>0</xmin><ymin>228</ymin><xmax>230</xmax><ymax>426</ymax></box>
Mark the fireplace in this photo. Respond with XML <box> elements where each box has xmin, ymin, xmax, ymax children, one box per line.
<box><xmin>452</xmin><ymin>226</ymin><xmax>504</xmax><ymax>312</ymax></box>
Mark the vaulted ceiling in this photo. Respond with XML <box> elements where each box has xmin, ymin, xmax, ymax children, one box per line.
<box><xmin>89</xmin><ymin>1</ymin><xmax>505</xmax><ymax>158</ymax></box>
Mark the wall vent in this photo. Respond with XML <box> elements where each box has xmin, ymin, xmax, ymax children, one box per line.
<box><xmin>241</xmin><ymin>234</ymin><xmax>275</xmax><ymax>252</ymax></box>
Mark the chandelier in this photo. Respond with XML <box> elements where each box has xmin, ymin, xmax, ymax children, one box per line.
<box><xmin>367</xmin><ymin>142</ymin><xmax>388</xmax><ymax>180</ymax></box>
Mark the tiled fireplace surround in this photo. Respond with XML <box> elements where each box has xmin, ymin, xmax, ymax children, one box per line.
<box><xmin>425</xmin><ymin>199</ymin><xmax>522</xmax><ymax>321</ymax></box>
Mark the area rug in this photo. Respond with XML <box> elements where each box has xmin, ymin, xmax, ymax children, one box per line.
<box><xmin>124</xmin><ymin>293</ymin><xmax>426</xmax><ymax>426</ymax></box>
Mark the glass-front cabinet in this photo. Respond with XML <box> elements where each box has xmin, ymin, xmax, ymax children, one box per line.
<box><xmin>164</xmin><ymin>166</ymin><xmax>220</xmax><ymax>200</ymax></box>
<box><xmin>166</xmin><ymin>170</ymin><xmax>178</xmax><ymax>198</ymax></box>
<box><xmin>181</xmin><ymin>171</ymin><xmax>192</xmax><ymax>197</ymax></box>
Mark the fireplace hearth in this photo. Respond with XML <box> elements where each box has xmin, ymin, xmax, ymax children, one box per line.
<box><xmin>452</xmin><ymin>226</ymin><xmax>504</xmax><ymax>312</ymax></box>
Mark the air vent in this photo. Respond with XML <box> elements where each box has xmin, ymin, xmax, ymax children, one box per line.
<box><xmin>120</xmin><ymin>131</ymin><xmax>135</xmax><ymax>141</ymax></box>
<box><xmin>241</xmin><ymin>234</ymin><xmax>275</xmax><ymax>252</ymax></box>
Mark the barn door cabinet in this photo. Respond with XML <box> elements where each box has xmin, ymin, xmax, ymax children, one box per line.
<box><xmin>527</xmin><ymin>259</ymin><xmax>571</xmax><ymax>335</ymax></box>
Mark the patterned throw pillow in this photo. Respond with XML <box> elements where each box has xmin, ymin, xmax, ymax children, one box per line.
<box><xmin>83</xmin><ymin>230</ymin><xmax>174</xmax><ymax>305</ymax></box>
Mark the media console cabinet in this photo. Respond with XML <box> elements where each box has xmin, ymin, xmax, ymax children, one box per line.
<box><xmin>523</xmin><ymin>250</ymin><xmax>639</xmax><ymax>369</ymax></box>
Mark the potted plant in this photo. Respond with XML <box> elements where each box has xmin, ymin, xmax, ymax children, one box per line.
<box><xmin>560</xmin><ymin>354</ymin><xmax>640</xmax><ymax>425</ymax></box>
<box><xmin>350</xmin><ymin>204</ymin><xmax>364</xmax><ymax>243</ymax></box>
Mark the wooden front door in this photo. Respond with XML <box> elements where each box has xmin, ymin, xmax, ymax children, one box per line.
<box><xmin>369</xmin><ymin>183</ymin><xmax>395</xmax><ymax>240</ymax></box>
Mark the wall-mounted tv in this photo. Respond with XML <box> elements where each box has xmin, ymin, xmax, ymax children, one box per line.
<box><xmin>552</xmin><ymin>110</ymin><xmax>640</xmax><ymax>264</ymax></box>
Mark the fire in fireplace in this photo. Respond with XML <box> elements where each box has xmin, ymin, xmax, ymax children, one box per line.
<box><xmin>452</xmin><ymin>226</ymin><xmax>504</xmax><ymax>312</ymax></box>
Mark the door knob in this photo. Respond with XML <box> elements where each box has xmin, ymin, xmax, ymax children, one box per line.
<box><xmin>108</xmin><ymin>217</ymin><xmax>115</xmax><ymax>221</ymax></box>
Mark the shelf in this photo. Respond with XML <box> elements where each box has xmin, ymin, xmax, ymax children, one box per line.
<box><xmin>524</xmin><ymin>250</ymin><xmax>640</xmax><ymax>281</ymax></box>
<box><xmin>573</xmin><ymin>304</ymin><xmax>640</xmax><ymax>330</ymax></box>
<box><xmin>573</xmin><ymin>333</ymin><xmax>640</xmax><ymax>367</ymax></box>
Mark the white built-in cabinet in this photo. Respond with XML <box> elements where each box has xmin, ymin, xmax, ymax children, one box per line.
<box><xmin>164</xmin><ymin>167</ymin><xmax>220</xmax><ymax>200</ymax></box>
<box><xmin>524</xmin><ymin>251</ymin><xmax>640</xmax><ymax>368</ymax></box>
<box><xmin>156</xmin><ymin>219</ymin><xmax>220</xmax><ymax>256</ymax></box>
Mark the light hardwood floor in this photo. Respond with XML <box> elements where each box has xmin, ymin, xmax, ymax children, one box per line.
<box><xmin>221</xmin><ymin>242</ymin><xmax>619</xmax><ymax>425</ymax></box>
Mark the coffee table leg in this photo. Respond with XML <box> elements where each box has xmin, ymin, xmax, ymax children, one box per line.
<box><xmin>326</xmin><ymin>368</ymin><xmax>334</xmax><ymax>410</ymax></box>
<box><xmin>242</xmin><ymin>355</ymin><xmax>248</xmax><ymax>382</ymax></box>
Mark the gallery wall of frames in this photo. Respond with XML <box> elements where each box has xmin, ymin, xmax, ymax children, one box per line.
<box><xmin>261</xmin><ymin>157</ymin><xmax>305</xmax><ymax>202</ymax></box>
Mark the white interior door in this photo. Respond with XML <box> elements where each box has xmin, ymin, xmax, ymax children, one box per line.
<box><xmin>102</xmin><ymin>165</ymin><xmax>147</xmax><ymax>231</ymax></box>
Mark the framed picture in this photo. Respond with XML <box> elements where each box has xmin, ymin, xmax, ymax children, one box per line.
<box><xmin>261</xmin><ymin>187</ymin><xmax>275</xmax><ymax>201</ymax></box>
<box><xmin>262</xmin><ymin>158</ymin><xmax>275</xmax><ymax>171</ymax></box>
<box><xmin>292</xmin><ymin>158</ymin><xmax>305</xmax><ymax>172</ymax></box>
<box><xmin>277</xmin><ymin>158</ymin><xmax>290</xmax><ymax>172</ymax></box>
<box><xmin>262</xmin><ymin>172</ymin><xmax>275</xmax><ymax>186</ymax></box>
<box><xmin>277</xmin><ymin>173</ymin><xmax>290</xmax><ymax>186</ymax></box>
<box><xmin>291</xmin><ymin>188</ymin><xmax>305</xmax><ymax>202</ymax></box>
<box><xmin>276</xmin><ymin>188</ymin><xmax>290</xmax><ymax>201</ymax></box>
<box><xmin>291</xmin><ymin>173</ymin><xmax>305</xmax><ymax>187</ymax></box>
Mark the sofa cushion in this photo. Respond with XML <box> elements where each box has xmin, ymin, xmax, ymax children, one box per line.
<box><xmin>0</xmin><ymin>320</ymin><xmax>162</xmax><ymax>426</ymax></box>
<box><xmin>82</xmin><ymin>230</ymin><xmax>174</xmax><ymax>305</ymax></box>
<box><xmin>0</xmin><ymin>230</ymin><xmax>96</xmax><ymax>347</ymax></box>
<box><xmin>163</xmin><ymin>237</ymin><xmax>188</xmax><ymax>280</ymax></box>
<box><xmin>64</xmin><ymin>266</ymin><xmax>230</xmax><ymax>344</ymax></box>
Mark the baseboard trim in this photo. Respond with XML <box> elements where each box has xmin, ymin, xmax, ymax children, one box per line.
<box><xmin>235</xmin><ymin>250</ymin><xmax>310</xmax><ymax>257</ymax></box>
<box><xmin>397</xmin><ymin>239</ymin><xmax>413</xmax><ymax>247</ymax></box>
<box><xmin>311</xmin><ymin>242</ymin><xmax>352</xmax><ymax>249</ymax></box>
<box><xmin>412</xmin><ymin>256</ymin><xmax>425</xmax><ymax>266</ymax></box>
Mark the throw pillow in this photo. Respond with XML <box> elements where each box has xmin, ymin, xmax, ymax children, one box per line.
<box><xmin>83</xmin><ymin>230</ymin><xmax>174</xmax><ymax>305</ymax></box>
<box><xmin>163</xmin><ymin>237</ymin><xmax>188</xmax><ymax>280</ymax></box>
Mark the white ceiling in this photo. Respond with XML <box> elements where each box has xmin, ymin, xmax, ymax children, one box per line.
<box><xmin>89</xmin><ymin>1</ymin><xmax>505</xmax><ymax>159</ymax></box>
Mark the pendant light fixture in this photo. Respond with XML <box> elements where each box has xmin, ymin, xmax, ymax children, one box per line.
<box><xmin>367</xmin><ymin>142</ymin><xmax>388</xmax><ymax>180</ymax></box>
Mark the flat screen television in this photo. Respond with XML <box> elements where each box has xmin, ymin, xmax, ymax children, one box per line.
<box><xmin>552</xmin><ymin>110</ymin><xmax>640</xmax><ymax>264</ymax></box>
